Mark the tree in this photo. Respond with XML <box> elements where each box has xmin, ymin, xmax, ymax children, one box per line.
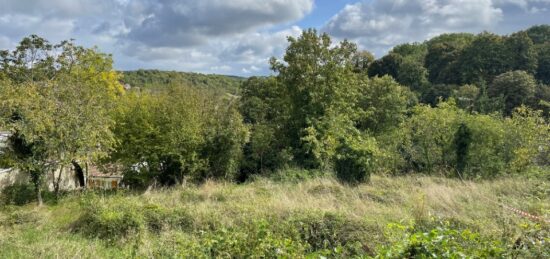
<box><xmin>456</xmin><ymin>32</ymin><xmax>508</xmax><ymax>84</ymax></box>
<box><xmin>270</xmin><ymin>29</ymin><xmax>360</xmax><ymax>168</ymax></box>
<box><xmin>367</xmin><ymin>53</ymin><xmax>402</xmax><ymax>79</ymax></box>
<box><xmin>111</xmin><ymin>86</ymin><xmax>205</xmax><ymax>187</ymax></box>
<box><xmin>452</xmin><ymin>84</ymin><xmax>480</xmax><ymax>112</ymax></box>
<box><xmin>535</xmin><ymin>43</ymin><xmax>550</xmax><ymax>84</ymax></box>
<box><xmin>112</xmin><ymin>85</ymin><xmax>247</xmax><ymax>186</ymax></box>
<box><xmin>525</xmin><ymin>25</ymin><xmax>550</xmax><ymax>45</ymax></box>
<box><xmin>352</xmin><ymin>50</ymin><xmax>375</xmax><ymax>73</ymax></box>
<box><xmin>239</xmin><ymin>77</ymin><xmax>290</xmax><ymax>174</ymax></box>
<box><xmin>425</xmin><ymin>33</ymin><xmax>475</xmax><ymax>84</ymax></box>
<box><xmin>396</xmin><ymin>58</ymin><xmax>429</xmax><ymax>93</ymax></box>
<box><xmin>0</xmin><ymin>36</ymin><xmax>122</xmax><ymax>202</ymax></box>
<box><xmin>355</xmin><ymin>76</ymin><xmax>415</xmax><ymax>134</ymax></box>
<box><xmin>489</xmin><ymin>71</ymin><xmax>537</xmax><ymax>115</ymax></box>
<box><xmin>0</xmin><ymin>35</ymin><xmax>56</xmax><ymax>83</ymax></box>
<box><xmin>504</xmin><ymin>32</ymin><xmax>537</xmax><ymax>74</ymax></box>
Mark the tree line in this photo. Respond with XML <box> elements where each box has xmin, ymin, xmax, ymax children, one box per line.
<box><xmin>0</xmin><ymin>26</ymin><xmax>549</xmax><ymax>205</ymax></box>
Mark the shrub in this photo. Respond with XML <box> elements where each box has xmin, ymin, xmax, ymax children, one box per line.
<box><xmin>78</xmin><ymin>199</ymin><xmax>145</xmax><ymax>240</ymax></box>
<box><xmin>395</xmin><ymin>101</ymin><xmax>549</xmax><ymax>178</ymax></box>
<box><xmin>334</xmin><ymin>135</ymin><xmax>379</xmax><ymax>184</ymax></box>
<box><xmin>75</xmin><ymin>195</ymin><xmax>194</xmax><ymax>240</ymax></box>
<box><xmin>287</xmin><ymin>212</ymin><xmax>371</xmax><ymax>256</ymax></box>
<box><xmin>379</xmin><ymin>222</ymin><xmax>506</xmax><ymax>258</ymax></box>
<box><xmin>0</xmin><ymin>183</ymin><xmax>36</xmax><ymax>206</ymax></box>
<box><xmin>1</xmin><ymin>209</ymin><xmax>40</xmax><ymax>226</ymax></box>
<box><xmin>268</xmin><ymin>167</ymin><xmax>328</xmax><ymax>183</ymax></box>
<box><xmin>152</xmin><ymin>220</ymin><xmax>309</xmax><ymax>258</ymax></box>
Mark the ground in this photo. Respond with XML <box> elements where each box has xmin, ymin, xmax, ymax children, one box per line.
<box><xmin>0</xmin><ymin>173</ymin><xmax>548</xmax><ymax>258</ymax></box>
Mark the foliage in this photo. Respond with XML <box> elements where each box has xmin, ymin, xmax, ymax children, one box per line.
<box><xmin>121</xmin><ymin>69</ymin><xmax>245</xmax><ymax>95</ymax></box>
<box><xmin>1</xmin><ymin>174</ymin><xmax>549</xmax><ymax>257</ymax></box>
<box><xmin>334</xmin><ymin>134</ymin><xmax>379</xmax><ymax>184</ymax></box>
<box><xmin>111</xmin><ymin>85</ymin><xmax>247</xmax><ymax>186</ymax></box>
<box><xmin>0</xmin><ymin>183</ymin><xmax>35</xmax><ymax>206</ymax></box>
<box><xmin>489</xmin><ymin>70</ymin><xmax>537</xmax><ymax>115</ymax></box>
<box><xmin>370</xmin><ymin>26</ymin><xmax>548</xmax><ymax>114</ymax></box>
<box><xmin>535</xmin><ymin>43</ymin><xmax>550</xmax><ymax>85</ymax></box>
<box><xmin>395</xmin><ymin>101</ymin><xmax>549</xmax><ymax>177</ymax></box>
<box><xmin>0</xmin><ymin>36</ymin><xmax>122</xmax><ymax>201</ymax></box>
<box><xmin>378</xmin><ymin>222</ymin><xmax>506</xmax><ymax>258</ymax></box>
<box><xmin>76</xmin><ymin>194</ymin><xmax>194</xmax><ymax>241</ymax></box>
<box><xmin>355</xmin><ymin>75</ymin><xmax>416</xmax><ymax>134</ymax></box>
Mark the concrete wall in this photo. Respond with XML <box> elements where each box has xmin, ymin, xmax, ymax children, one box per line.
<box><xmin>0</xmin><ymin>131</ymin><xmax>78</xmax><ymax>191</ymax></box>
<box><xmin>0</xmin><ymin>167</ymin><xmax>78</xmax><ymax>191</ymax></box>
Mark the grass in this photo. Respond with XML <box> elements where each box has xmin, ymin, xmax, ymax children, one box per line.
<box><xmin>0</xmin><ymin>173</ymin><xmax>549</xmax><ymax>258</ymax></box>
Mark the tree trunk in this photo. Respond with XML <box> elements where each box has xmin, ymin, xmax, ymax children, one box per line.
<box><xmin>72</xmin><ymin>160</ymin><xmax>86</xmax><ymax>187</ymax></box>
<box><xmin>54</xmin><ymin>165</ymin><xmax>65</xmax><ymax>200</ymax></box>
<box><xmin>85</xmin><ymin>162</ymin><xmax>89</xmax><ymax>189</ymax></box>
<box><xmin>30</xmin><ymin>170</ymin><xmax>43</xmax><ymax>206</ymax></box>
<box><xmin>35</xmin><ymin>183</ymin><xmax>43</xmax><ymax>207</ymax></box>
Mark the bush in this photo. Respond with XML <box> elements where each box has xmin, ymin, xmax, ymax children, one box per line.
<box><xmin>142</xmin><ymin>204</ymin><xmax>193</xmax><ymax>233</ymax></box>
<box><xmin>379</xmin><ymin>221</ymin><xmax>506</xmax><ymax>258</ymax></box>
<box><xmin>394</xmin><ymin>101</ymin><xmax>549</xmax><ymax>178</ymax></box>
<box><xmin>75</xmin><ymin>195</ymin><xmax>194</xmax><ymax>240</ymax></box>
<box><xmin>287</xmin><ymin>212</ymin><xmax>371</xmax><ymax>256</ymax></box>
<box><xmin>334</xmin><ymin>135</ymin><xmax>379</xmax><ymax>184</ymax></box>
<box><xmin>268</xmin><ymin>167</ymin><xmax>328</xmax><ymax>183</ymax></box>
<box><xmin>1</xmin><ymin>209</ymin><xmax>40</xmax><ymax>226</ymax></box>
<box><xmin>0</xmin><ymin>183</ymin><xmax>36</xmax><ymax>206</ymax></box>
<box><xmin>78</xmin><ymin>200</ymin><xmax>145</xmax><ymax>240</ymax></box>
<box><xmin>152</xmin><ymin>220</ymin><xmax>309</xmax><ymax>258</ymax></box>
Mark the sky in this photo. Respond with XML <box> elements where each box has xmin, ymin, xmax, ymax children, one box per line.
<box><xmin>0</xmin><ymin>0</ymin><xmax>549</xmax><ymax>76</ymax></box>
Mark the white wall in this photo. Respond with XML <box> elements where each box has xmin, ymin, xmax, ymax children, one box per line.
<box><xmin>0</xmin><ymin>167</ymin><xmax>78</xmax><ymax>191</ymax></box>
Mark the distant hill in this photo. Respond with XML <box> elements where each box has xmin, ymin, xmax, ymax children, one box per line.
<box><xmin>121</xmin><ymin>70</ymin><xmax>246</xmax><ymax>95</ymax></box>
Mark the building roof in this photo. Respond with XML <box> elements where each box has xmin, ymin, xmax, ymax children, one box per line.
<box><xmin>88</xmin><ymin>164</ymin><xmax>123</xmax><ymax>178</ymax></box>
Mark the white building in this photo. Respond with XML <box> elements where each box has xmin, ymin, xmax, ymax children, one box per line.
<box><xmin>0</xmin><ymin>131</ymin><xmax>78</xmax><ymax>191</ymax></box>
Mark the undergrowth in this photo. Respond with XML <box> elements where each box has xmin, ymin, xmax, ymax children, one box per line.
<box><xmin>0</xmin><ymin>173</ymin><xmax>548</xmax><ymax>258</ymax></box>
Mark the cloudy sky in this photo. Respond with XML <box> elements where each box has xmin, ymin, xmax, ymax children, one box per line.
<box><xmin>0</xmin><ymin>0</ymin><xmax>548</xmax><ymax>76</ymax></box>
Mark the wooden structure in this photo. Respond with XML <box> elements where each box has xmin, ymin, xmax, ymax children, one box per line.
<box><xmin>87</xmin><ymin>165</ymin><xmax>124</xmax><ymax>190</ymax></box>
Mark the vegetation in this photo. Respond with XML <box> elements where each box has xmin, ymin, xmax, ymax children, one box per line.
<box><xmin>0</xmin><ymin>26</ymin><xmax>549</xmax><ymax>257</ymax></box>
<box><xmin>121</xmin><ymin>70</ymin><xmax>245</xmax><ymax>95</ymax></box>
<box><xmin>1</xmin><ymin>174</ymin><xmax>549</xmax><ymax>257</ymax></box>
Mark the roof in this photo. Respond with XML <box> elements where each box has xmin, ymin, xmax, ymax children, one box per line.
<box><xmin>88</xmin><ymin>164</ymin><xmax>123</xmax><ymax>178</ymax></box>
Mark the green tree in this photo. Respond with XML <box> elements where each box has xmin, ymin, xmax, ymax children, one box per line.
<box><xmin>535</xmin><ymin>43</ymin><xmax>550</xmax><ymax>84</ymax></box>
<box><xmin>525</xmin><ymin>25</ymin><xmax>550</xmax><ymax>44</ymax></box>
<box><xmin>452</xmin><ymin>84</ymin><xmax>480</xmax><ymax>112</ymax></box>
<box><xmin>456</xmin><ymin>32</ymin><xmax>508</xmax><ymax>84</ymax></box>
<box><xmin>0</xmin><ymin>36</ymin><xmax>122</xmax><ymax>202</ymax></box>
<box><xmin>425</xmin><ymin>33</ymin><xmax>475</xmax><ymax>84</ymax></box>
<box><xmin>112</xmin><ymin>85</ymin><xmax>247</xmax><ymax>186</ymax></box>
<box><xmin>489</xmin><ymin>71</ymin><xmax>537</xmax><ymax>115</ymax></box>
<box><xmin>270</xmin><ymin>29</ymin><xmax>360</xmax><ymax>168</ymax></box>
<box><xmin>355</xmin><ymin>76</ymin><xmax>416</xmax><ymax>134</ymax></box>
<box><xmin>367</xmin><ymin>53</ymin><xmax>402</xmax><ymax>79</ymax></box>
<box><xmin>239</xmin><ymin>76</ymin><xmax>291</xmax><ymax>174</ymax></box>
<box><xmin>352</xmin><ymin>50</ymin><xmax>375</xmax><ymax>73</ymax></box>
<box><xmin>504</xmin><ymin>32</ymin><xmax>537</xmax><ymax>74</ymax></box>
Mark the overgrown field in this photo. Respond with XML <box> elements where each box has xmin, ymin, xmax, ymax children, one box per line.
<box><xmin>1</xmin><ymin>172</ymin><xmax>548</xmax><ymax>258</ymax></box>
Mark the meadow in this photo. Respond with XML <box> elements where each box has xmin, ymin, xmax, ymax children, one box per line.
<box><xmin>1</xmin><ymin>171</ymin><xmax>548</xmax><ymax>258</ymax></box>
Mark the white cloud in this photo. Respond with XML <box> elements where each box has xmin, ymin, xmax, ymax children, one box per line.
<box><xmin>1</xmin><ymin>0</ymin><xmax>549</xmax><ymax>75</ymax></box>
<box><xmin>0</xmin><ymin>0</ymin><xmax>311</xmax><ymax>75</ymax></box>
<box><xmin>323</xmin><ymin>0</ymin><xmax>550</xmax><ymax>56</ymax></box>
<box><xmin>120</xmin><ymin>0</ymin><xmax>313</xmax><ymax>47</ymax></box>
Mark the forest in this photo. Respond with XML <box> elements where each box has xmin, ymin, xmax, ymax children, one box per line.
<box><xmin>0</xmin><ymin>25</ymin><xmax>549</xmax><ymax>258</ymax></box>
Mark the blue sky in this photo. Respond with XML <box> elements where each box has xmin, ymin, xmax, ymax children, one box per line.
<box><xmin>0</xmin><ymin>0</ymin><xmax>549</xmax><ymax>76</ymax></box>
<box><xmin>298</xmin><ymin>0</ymin><xmax>359</xmax><ymax>28</ymax></box>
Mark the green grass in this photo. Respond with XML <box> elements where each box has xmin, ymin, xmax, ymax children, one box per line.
<box><xmin>0</xmin><ymin>173</ymin><xmax>548</xmax><ymax>258</ymax></box>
